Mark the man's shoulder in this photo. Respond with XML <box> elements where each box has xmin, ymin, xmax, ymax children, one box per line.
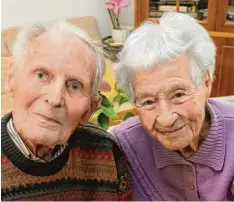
<box><xmin>111</xmin><ymin>116</ymin><xmax>143</xmax><ymax>135</ymax></box>
<box><xmin>69</xmin><ymin>123</ymin><xmax>120</xmax><ymax>148</ymax></box>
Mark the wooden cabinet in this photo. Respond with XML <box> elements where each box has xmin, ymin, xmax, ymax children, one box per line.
<box><xmin>209</xmin><ymin>0</ymin><xmax>234</xmax><ymax>96</ymax></box>
<box><xmin>134</xmin><ymin>0</ymin><xmax>234</xmax><ymax>97</ymax></box>
<box><xmin>210</xmin><ymin>32</ymin><xmax>234</xmax><ymax>96</ymax></box>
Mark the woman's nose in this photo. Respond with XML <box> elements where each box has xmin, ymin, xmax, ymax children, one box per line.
<box><xmin>156</xmin><ymin>102</ymin><xmax>178</xmax><ymax>128</ymax></box>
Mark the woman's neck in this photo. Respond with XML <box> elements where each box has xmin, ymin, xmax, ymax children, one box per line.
<box><xmin>179</xmin><ymin>108</ymin><xmax>211</xmax><ymax>159</ymax></box>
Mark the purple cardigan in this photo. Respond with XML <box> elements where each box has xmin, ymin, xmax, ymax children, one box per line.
<box><xmin>112</xmin><ymin>99</ymin><xmax>234</xmax><ymax>200</ymax></box>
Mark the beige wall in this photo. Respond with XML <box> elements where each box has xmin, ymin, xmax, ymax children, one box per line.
<box><xmin>1</xmin><ymin>0</ymin><xmax>134</xmax><ymax>37</ymax></box>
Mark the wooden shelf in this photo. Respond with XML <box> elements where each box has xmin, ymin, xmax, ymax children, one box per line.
<box><xmin>208</xmin><ymin>31</ymin><xmax>234</xmax><ymax>38</ymax></box>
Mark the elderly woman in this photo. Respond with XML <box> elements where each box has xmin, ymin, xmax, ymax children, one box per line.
<box><xmin>112</xmin><ymin>12</ymin><xmax>234</xmax><ymax>201</ymax></box>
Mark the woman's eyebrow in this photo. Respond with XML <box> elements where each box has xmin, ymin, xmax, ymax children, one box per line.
<box><xmin>167</xmin><ymin>84</ymin><xmax>188</xmax><ymax>93</ymax></box>
<box><xmin>136</xmin><ymin>92</ymin><xmax>157</xmax><ymax>100</ymax></box>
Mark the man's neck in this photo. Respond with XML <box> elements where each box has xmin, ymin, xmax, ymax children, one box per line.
<box><xmin>21</xmin><ymin>137</ymin><xmax>54</xmax><ymax>161</ymax></box>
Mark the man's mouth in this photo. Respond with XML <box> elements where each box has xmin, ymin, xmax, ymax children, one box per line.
<box><xmin>35</xmin><ymin>113</ymin><xmax>61</xmax><ymax>125</ymax></box>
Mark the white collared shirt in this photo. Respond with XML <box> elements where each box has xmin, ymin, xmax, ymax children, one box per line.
<box><xmin>7</xmin><ymin>118</ymin><xmax>67</xmax><ymax>163</ymax></box>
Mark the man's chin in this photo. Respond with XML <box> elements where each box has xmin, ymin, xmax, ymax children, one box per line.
<box><xmin>22</xmin><ymin>130</ymin><xmax>62</xmax><ymax>149</ymax></box>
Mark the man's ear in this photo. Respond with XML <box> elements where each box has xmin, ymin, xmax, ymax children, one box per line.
<box><xmin>5</xmin><ymin>62</ymin><xmax>16</xmax><ymax>98</ymax></box>
<box><xmin>79</xmin><ymin>95</ymin><xmax>102</xmax><ymax>125</ymax></box>
<box><xmin>204</xmin><ymin>71</ymin><xmax>212</xmax><ymax>100</ymax></box>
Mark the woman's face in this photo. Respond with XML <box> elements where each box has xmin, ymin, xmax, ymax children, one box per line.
<box><xmin>134</xmin><ymin>54</ymin><xmax>211</xmax><ymax>151</ymax></box>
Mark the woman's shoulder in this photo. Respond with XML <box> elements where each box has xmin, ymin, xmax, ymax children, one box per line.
<box><xmin>111</xmin><ymin>116</ymin><xmax>144</xmax><ymax>135</ymax></box>
<box><xmin>208</xmin><ymin>97</ymin><xmax>234</xmax><ymax>119</ymax></box>
<box><xmin>110</xmin><ymin>116</ymin><xmax>153</xmax><ymax>155</ymax></box>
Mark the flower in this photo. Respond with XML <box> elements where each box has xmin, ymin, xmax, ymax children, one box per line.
<box><xmin>105</xmin><ymin>0</ymin><xmax>129</xmax><ymax>30</ymax></box>
<box><xmin>99</xmin><ymin>80</ymin><xmax>112</xmax><ymax>92</ymax></box>
<box><xmin>105</xmin><ymin>0</ymin><xmax>129</xmax><ymax>14</ymax></box>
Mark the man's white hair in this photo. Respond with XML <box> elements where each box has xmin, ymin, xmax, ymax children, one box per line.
<box><xmin>12</xmin><ymin>20</ymin><xmax>105</xmax><ymax>94</ymax></box>
<box><xmin>114</xmin><ymin>12</ymin><xmax>216</xmax><ymax>100</ymax></box>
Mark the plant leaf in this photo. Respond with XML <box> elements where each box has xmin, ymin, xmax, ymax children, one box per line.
<box><xmin>100</xmin><ymin>93</ymin><xmax>112</xmax><ymax>108</ymax></box>
<box><xmin>98</xmin><ymin>113</ymin><xmax>110</xmax><ymax>130</ymax></box>
<box><xmin>114</xmin><ymin>95</ymin><xmax>130</xmax><ymax>106</ymax></box>
<box><xmin>122</xmin><ymin>112</ymin><xmax>135</xmax><ymax>121</ymax></box>
<box><xmin>114</xmin><ymin>83</ymin><xmax>127</xmax><ymax>94</ymax></box>
<box><xmin>100</xmin><ymin>105</ymin><xmax>118</xmax><ymax>118</ymax></box>
<box><xmin>89</xmin><ymin>108</ymin><xmax>103</xmax><ymax>124</ymax></box>
<box><xmin>114</xmin><ymin>83</ymin><xmax>121</xmax><ymax>92</ymax></box>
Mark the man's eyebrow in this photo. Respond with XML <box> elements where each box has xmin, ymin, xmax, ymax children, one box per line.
<box><xmin>31</xmin><ymin>65</ymin><xmax>49</xmax><ymax>72</ymax></box>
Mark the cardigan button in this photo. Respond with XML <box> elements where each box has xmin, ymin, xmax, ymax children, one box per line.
<box><xmin>188</xmin><ymin>184</ymin><xmax>194</xmax><ymax>190</ymax></box>
<box><xmin>188</xmin><ymin>166</ymin><xmax>192</xmax><ymax>172</ymax></box>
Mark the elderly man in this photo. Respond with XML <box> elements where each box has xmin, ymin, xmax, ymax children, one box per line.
<box><xmin>1</xmin><ymin>21</ymin><xmax>133</xmax><ymax>201</ymax></box>
<box><xmin>112</xmin><ymin>12</ymin><xmax>234</xmax><ymax>200</ymax></box>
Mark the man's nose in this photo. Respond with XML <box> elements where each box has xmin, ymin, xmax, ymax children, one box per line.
<box><xmin>45</xmin><ymin>80</ymin><xmax>65</xmax><ymax>108</ymax></box>
<box><xmin>156</xmin><ymin>102</ymin><xmax>178</xmax><ymax>128</ymax></box>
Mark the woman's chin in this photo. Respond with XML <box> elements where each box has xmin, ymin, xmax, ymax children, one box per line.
<box><xmin>158</xmin><ymin>134</ymin><xmax>192</xmax><ymax>151</ymax></box>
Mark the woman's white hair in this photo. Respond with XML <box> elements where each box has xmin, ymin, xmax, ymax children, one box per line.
<box><xmin>114</xmin><ymin>12</ymin><xmax>216</xmax><ymax>100</ymax></box>
<box><xmin>12</xmin><ymin>20</ymin><xmax>105</xmax><ymax>94</ymax></box>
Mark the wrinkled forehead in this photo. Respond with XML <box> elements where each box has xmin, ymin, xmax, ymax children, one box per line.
<box><xmin>133</xmin><ymin>55</ymin><xmax>196</xmax><ymax>98</ymax></box>
<box><xmin>27</xmin><ymin>31</ymin><xmax>96</xmax><ymax>68</ymax></box>
<box><xmin>135</xmin><ymin>79</ymin><xmax>193</xmax><ymax>99</ymax></box>
<box><xmin>134</xmin><ymin>55</ymin><xmax>192</xmax><ymax>85</ymax></box>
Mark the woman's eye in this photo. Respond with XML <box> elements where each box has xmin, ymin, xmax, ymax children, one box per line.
<box><xmin>142</xmin><ymin>100</ymin><xmax>154</xmax><ymax>106</ymax></box>
<box><xmin>172</xmin><ymin>92</ymin><xmax>187</xmax><ymax>103</ymax></box>
<box><xmin>175</xmin><ymin>92</ymin><xmax>185</xmax><ymax>98</ymax></box>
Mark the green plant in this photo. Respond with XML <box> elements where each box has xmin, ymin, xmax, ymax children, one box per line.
<box><xmin>89</xmin><ymin>83</ymin><xmax>135</xmax><ymax>130</ymax></box>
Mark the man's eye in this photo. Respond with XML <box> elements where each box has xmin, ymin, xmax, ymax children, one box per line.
<box><xmin>71</xmin><ymin>84</ymin><xmax>79</xmax><ymax>91</ymax></box>
<box><xmin>68</xmin><ymin>83</ymin><xmax>80</xmax><ymax>92</ymax></box>
<box><xmin>37</xmin><ymin>72</ymin><xmax>45</xmax><ymax>79</ymax></box>
<box><xmin>36</xmin><ymin>72</ymin><xmax>49</xmax><ymax>81</ymax></box>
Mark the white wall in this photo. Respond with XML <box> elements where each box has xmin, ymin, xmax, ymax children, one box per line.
<box><xmin>1</xmin><ymin>0</ymin><xmax>134</xmax><ymax>37</ymax></box>
<box><xmin>119</xmin><ymin>0</ymin><xmax>134</xmax><ymax>28</ymax></box>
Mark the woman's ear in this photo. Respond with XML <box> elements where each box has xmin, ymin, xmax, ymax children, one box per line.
<box><xmin>79</xmin><ymin>95</ymin><xmax>102</xmax><ymax>125</ymax></box>
<box><xmin>204</xmin><ymin>71</ymin><xmax>212</xmax><ymax>100</ymax></box>
<box><xmin>5</xmin><ymin>62</ymin><xmax>16</xmax><ymax>98</ymax></box>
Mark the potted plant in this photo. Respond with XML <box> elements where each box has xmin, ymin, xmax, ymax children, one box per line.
<box><xmin>89</xmin><ymin>83</ymin><xmax>135</xmax><ymax>130</ymax></box>
<box><xmin>105</xmin><ymin>0</ymin><xmax>130</xmax><ymax>43</ymax></box>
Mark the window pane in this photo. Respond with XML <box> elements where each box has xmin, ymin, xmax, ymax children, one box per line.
<box><xmin>227</xmin><ymin>0</ymin><xmax>234</xmax><ymax>22</ymax></box>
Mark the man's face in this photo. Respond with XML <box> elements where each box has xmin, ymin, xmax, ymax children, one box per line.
<box><xmin>134</xmin><ymin>54</ymin><xmax>211</xmax><ymax>151</ymax></box>
<box><xmin>9</xmin><ymin>32</ymin><xmax>99</xmax><ymax>148</ymax></box>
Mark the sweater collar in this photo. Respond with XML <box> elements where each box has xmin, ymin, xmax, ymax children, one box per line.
<box><xmin>1</xmin><ymin>113</ymin><xmax>70</xmax><ymax>176</ymax></box>
<box><xmin>153</xmin><ymin>100</ymin><xmax>226</xmax><ymax>171</ymax></box>
<box><xmin>7</xmin><ymin>118</ymin><xmax>67</xmax><ymax>163</ymax></box>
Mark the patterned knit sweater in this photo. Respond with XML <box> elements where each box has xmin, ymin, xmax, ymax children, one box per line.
<box><xmin>1</xmin><ymin>113</ymin><xmax>133</xmax><ymax>201</ymax></box>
